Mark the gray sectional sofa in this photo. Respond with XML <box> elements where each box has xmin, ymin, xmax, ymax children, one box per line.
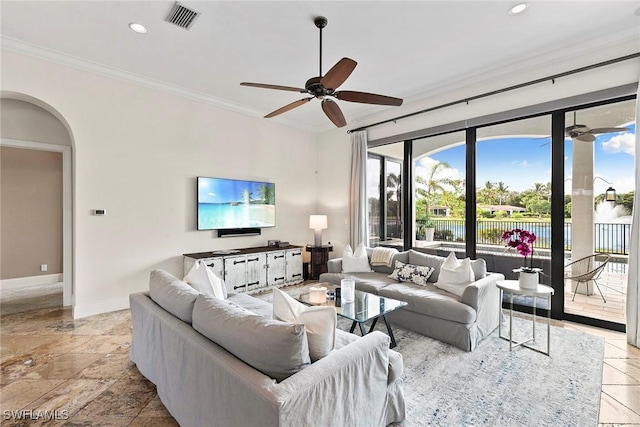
<box><xmin>130</xmin><ymin>270</ymin><xmax>405</xmax><ymax>427</ymax></box>
<box><xmin>319</xmin><ymin>249</ymin><xmax>505</xmax><ymax>351</ymax></box>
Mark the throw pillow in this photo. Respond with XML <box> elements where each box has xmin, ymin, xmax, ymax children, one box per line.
<box><xmin>388</xmin><ymin>260</ymin><xmax>434</xmax><ymax>286</ymax></box>
<box><xmin>342</xmin><ymin>243</ymin><xmax>373</xmax><ymax>273</ymax></box>
<box><xmin>272</xmin><ymin>288</ymin><xmax>336</xmax><ymax>362</ymax></box>
<box><xmin>435</xmin><ymin>252</ymin><xmax>476</xmax><ymax>297</ymax></box>
<box><xmin>183</xmin><ymin>260</ymin><xmax>227</xmax><ymax>300</ymax></box>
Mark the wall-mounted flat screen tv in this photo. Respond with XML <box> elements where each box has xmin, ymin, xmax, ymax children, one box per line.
<box><xmin>197</xmin><ymin>176</ymin><xmax>275</xmax><ymax>230</ymax></box>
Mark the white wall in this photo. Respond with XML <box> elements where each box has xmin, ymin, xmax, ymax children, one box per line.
<box><xmin>316</xmin><ymin>45</ymin><xmax>640</xmax><ymax>259</ymax></box>
<box><xmin>1</xmin><ymin>50</ymin><xmax>319</xmax><ymax>317</ymax></box>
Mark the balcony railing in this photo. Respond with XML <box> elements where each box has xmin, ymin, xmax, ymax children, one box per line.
<box><xmin>413</xmin><ymin>219</ymin><xmax>630</xmax><ymax>255</ymax></box>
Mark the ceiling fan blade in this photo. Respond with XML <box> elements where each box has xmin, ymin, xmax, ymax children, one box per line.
<box><xmin>264</xmin><ymin>98</ymin><xmax>313</xmax><ymax>118</ymax></box>
<box><xmin>320</xmin><ymin>58</ymin><xmax>357</xmax><ymax>90</ymax></box>
<box><xmin>241</xmin><ymin>82</ymin><xmax>306</xmax><ymax>93</ymax></box>
<box><xmin>589</xmin><ymin>127</ymin><xmax>630</xmax><ymax>134</ymax></box>
<box><xmin>335</xmin><ymin>90</ymin><xmax>403</xmax><ymax>106</ymax></box>
<box><xmin>575</xmin><ymin>133</ymin><xmax>596</xmax><ymax>142</ymax></box>
<box><xmin>321</xmin><ymin>99</ymin><xmax>346</xmax><ymax>128</ymax></box>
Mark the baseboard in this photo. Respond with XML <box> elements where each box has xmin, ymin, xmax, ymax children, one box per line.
<box><xmin>0</xmin><ymin>273</ymin><xmax>63</xmax><ymax>290</ymax></box>
<box><xmin>73</xmin><ymin>297</ymin><xmax>129</xmax><ymax>319</ymax></box>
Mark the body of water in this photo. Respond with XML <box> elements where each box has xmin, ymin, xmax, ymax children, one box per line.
<box><xmin>198</xmin><ymin>203</ymin><xmax>275</xmax><ymax>230</ymax></box>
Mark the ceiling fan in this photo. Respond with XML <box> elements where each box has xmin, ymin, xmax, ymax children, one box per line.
<box><xmin>240</xmin><ymin>16</ymin><xmax>403</xmax><ymax>128</ymax></box>
<box><xmin>566</xmin><ymin>111</ymin><xmax>629</xmax><ymax>142</ymax></box>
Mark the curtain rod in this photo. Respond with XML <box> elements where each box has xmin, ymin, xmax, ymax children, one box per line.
<box><xmin>348</xmin><ymin>52</ymin><xmax>640</xmax><ymax>134</ymax></box>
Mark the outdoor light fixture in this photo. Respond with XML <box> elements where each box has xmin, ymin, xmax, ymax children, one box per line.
<box><xmin>309</xmin><ymin>215</ymin><xmax>328</xmax><ymax>247</ymax></box>
<box><xmin>605</xmin><ymin>187</ymin><xmax>617</xmax><ymax>202</ymax></box>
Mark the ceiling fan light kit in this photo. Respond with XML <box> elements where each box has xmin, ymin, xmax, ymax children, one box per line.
<box><xmin>240</xmin><ymin>16</ymin><xmax>403</xmax><ymax>128</ymax></box>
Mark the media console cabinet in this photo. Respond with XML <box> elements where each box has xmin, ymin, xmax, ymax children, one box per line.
<box><xmin>183</xmin><ymin>246</ymin><xmax>304</xmax><ymax>293</ymax></box>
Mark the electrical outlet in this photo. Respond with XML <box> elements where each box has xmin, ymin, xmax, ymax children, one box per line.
<box><xmin>40</xmin><ymin>264</ymin><xmax>48</xmax><ymax>272</ymax></box>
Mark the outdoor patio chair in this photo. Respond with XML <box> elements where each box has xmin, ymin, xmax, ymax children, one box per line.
<box><xmin>564</xmin><ymin>254</ymin><xmax>611</xmax><ymax>303</ymax></box>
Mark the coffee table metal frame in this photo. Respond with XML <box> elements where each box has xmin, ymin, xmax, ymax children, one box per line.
<box><xmin>296</xmin><ymin>283</ymin><xmax>407</xmax><ymax>348</ymax></box>
<box><xmin>497</xmin><ymin>280</ymin><xmax>554</xmax><ymax>356</ymax></box>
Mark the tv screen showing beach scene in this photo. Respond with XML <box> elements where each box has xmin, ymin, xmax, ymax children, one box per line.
<box><xmin>197</xmin><ymin>177</ymin><xmax>276</xmax><ymax>230</ymax></box>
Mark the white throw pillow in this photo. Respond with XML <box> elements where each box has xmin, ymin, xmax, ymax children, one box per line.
<box><xmin>183</xmin><ymin>261</ymin><xmax>227</xmax><ymax>300</ymax></box>
<box><xmin>342</xmin><ymin>243</ymin><xmax>373</xmax><ymax>273</ymax></box>
<box><xmin>272</xmin><ymin>288</ymin><xmax>336</xmax><ymax>362</ymax></box>
<box><xmin>388</xmin><ymin>260</ymin><xmax>434</xmax><ymax>286</ymax></box>
<box><xmin>435</xmin><ymin>252</ymin><xmax>475</xmax><ymax>297</ymax></box>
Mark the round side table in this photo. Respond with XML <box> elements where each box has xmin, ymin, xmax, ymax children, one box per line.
<box><xmin>496</xmin><ymin>280</ymin><xmax>554</xmax><ymax>356</ymax></box>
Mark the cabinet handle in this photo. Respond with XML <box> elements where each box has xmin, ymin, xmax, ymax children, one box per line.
<box><xmin>273</xmin><ymin>255</ymin><xmax>284</xmax><ymax>260</ymax></box>
<box><xmin>206</xmin><ymin>263</ymin><xmax>215</xmax><ymax>268</ymax></box>
<box><xmin>247</xmin><ymin>257</ymin><xmax>259</xmax><ymax>263</ymax></box>
<box><xmin>233</xmin><ymin>260</ymin><xmax>246</xmax><ymax>265</ymax></box>
<box><xmin>290</xmin><ymin>252</ymin><xmax>301</xmax><ymax>257</ymax></box>
<box><xmin>292</xmin><ymin>274</ymin><xmax>301</xmax><ymax>278</ymax></box>
<box><xmin>233</xmin><ymin>285</ymin><xmax>245</xmax><ymax>290</ymax></box>
<box><xmin>275</xmin><ymin>277</ymin><xmax>285</xmax><ymax>281</ymax></box>
<box><xmin>247</xmin><ymin>281</ymin><xmax>259</xmax><ymax>286</ymax></box>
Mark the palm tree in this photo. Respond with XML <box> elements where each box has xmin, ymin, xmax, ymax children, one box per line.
<box><xmin>258</xmin><ymin>183</ymin><xmax>275</xmax><ymax>205</ymax></box>
<box><xmin>495</xmin><ymin>181</ymin><xmax>509</xmax><ymax>205</ymax></box>
<box><xmin>415</xmin><ymin>161</ymin><xmax>453</xmax><ymax>214</ymax></box>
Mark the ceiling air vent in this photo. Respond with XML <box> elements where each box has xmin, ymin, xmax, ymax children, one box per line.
<box><xmin>165</xmin><ymin>2</ymin><xmax>200</xmax><ymax>30</ymax></box>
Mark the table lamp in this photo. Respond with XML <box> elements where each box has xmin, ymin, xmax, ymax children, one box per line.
<box><xmin>309</xmin><ymin>215</ymin><xmax>328</xmax><ymax>247</ymax></box>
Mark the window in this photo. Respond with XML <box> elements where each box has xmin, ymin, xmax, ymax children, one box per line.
<box><xmin>412</xmin><ymin>131</ymin><xmax>466</xmax><ymax>247</ymax></box>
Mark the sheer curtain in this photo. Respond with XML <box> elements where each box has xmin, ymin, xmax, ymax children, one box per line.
<box><xmin>626</xmin><ymin>82</ymin><xmax>640</xmax><ymax>347</ymax></box>
<box><xmin>349</xmin><ymin>131</ymin><xmax>368</xmax><ymax>248</ymax></box>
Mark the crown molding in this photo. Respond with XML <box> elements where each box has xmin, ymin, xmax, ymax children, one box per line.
<box><xmin>1</xmin><ymin>36</ymin><xmax>320</xmax><ymax>133</ymax></box>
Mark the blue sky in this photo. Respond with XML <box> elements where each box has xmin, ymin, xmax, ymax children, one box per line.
<box><xmin>423</xmin><ymin>124</ymin><xmax>636</xmax><ymax>194</ymax></box>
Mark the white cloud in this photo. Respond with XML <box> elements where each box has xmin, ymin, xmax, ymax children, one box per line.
<box><xmin>601</xmin><ymin>133</ymin><xmax>635</xmax><ymax>157</ymax></box>
<box><xmin>511</xmin><ymin>160</ymin><xmax>529</xmax><ymax>167</ymax></box>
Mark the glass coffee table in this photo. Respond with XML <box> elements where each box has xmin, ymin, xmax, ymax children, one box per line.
<box><xmin>296</xmin><ymin>283</ymin><xmax>407</xmax><ymax>348</ymax></box>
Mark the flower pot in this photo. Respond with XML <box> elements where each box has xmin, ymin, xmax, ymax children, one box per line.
<box><xmin>425</xmin><ymin>228</ymin><xmax>435</xmax><ymax>242</ymax></box>
<box><xmin>518</xmin><ymin>271</ymin><xmax>539</xmax><ymax>289</ymax></box>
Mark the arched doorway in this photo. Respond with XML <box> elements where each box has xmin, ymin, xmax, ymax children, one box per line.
<box><xmin>0</xmin><ymin>93</ymin><xmax>74</xmax><ymax>310</ymax></box>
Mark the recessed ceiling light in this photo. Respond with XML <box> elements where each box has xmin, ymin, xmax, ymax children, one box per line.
<box><xmin>508</xmin><ymin>3</ymin><xmax>529</xmax><ymax>15</ymax></box>
<box><xmin>128</xmin><ymin>22</ymin><xmax>147</xmax><ymax>34</ymax></box>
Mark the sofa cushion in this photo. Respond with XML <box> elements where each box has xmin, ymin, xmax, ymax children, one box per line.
<box><xmin>319</xmin><ymin>272</ymin><xmax>399</xmax><ymax>294</ymax></box>
<box><xmin>149</xmin><ymin>269</ymin><xmax>200</xmax><ymax>323</ymax></box>
<box><xmin>192</xmin><ymin>294</ymin><xmax>311</xmax><ymax>382</ymax></box>
<box><xmin>371</xmin><ymin>250</ymin><xmax>409</xmax><ymax>275</ymax></box>
<box><xmin>342</xmin><ymin>244</ymin><xmax>373</xmax><ymax>273</ymax></box>
<box><xmin>378</xmin><ymin>282</ymin><xmax>477</xmax><ymax>324</ymax></box>
<box><xmin>183</xmin><ymin>261</ymin><xmax>227</xmax><ymax>300</ymax></box>
<box><xmin>226</xmin><ymin>292</ymin><xmax>274</xmax><ymax>318</ymax></box>
<box><xmin>272</xmin><ymin>288</ymin><xmax>336</xmax><ymax>362</ymax></box>
<box><xmin>408</xmin><ymin>250</ymin><xmax>446</xmax><ymax>282</ymax></box>
<box><xmin>388</xmin><ymin>260</ymin><xmax>434</xmax><ymax>286</ymax></box>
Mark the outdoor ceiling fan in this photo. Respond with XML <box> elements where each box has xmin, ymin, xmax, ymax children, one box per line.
<box><xmin>566</xmin><ymin>111</ymin><xmax>629</xmax><ymax>142</ymax></box>
<box><xmin>240</xmin><ymin>16</ymin><xmax>403</xmax><ymax>128</ymax></box>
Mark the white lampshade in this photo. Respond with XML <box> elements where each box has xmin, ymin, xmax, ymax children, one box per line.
<box><xmin>309</xmin><ymin>215</ymin><xmax>328</xmax><ymax>230</ymax></box>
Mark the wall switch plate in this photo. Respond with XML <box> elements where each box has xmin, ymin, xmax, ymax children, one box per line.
<box><xmin>40</xmin><ymin>264</ymin><xmax>48</xmax><ymax>272</ymax></box>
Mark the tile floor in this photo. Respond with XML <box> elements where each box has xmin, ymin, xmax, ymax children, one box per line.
<box><xmin>565</xmin><ymin>267</ymin><xmax>628</xmax><ymax>324</ymax></box>
<box><xmin>1</xmin><ymin>295</ymin><xmax>640</xmax><ymax>425</ymax></box>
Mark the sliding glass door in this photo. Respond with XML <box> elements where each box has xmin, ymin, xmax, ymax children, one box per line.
<box><xmin>563</xmin><ymin>99</ymin><xmax>635</xmax><ymax>326</ymax></box>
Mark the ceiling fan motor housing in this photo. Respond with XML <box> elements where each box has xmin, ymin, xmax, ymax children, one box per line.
<box><xmin>305</xmin><ymin>77</ymin><xmax>332</xmax><ymax>98</ymax></box>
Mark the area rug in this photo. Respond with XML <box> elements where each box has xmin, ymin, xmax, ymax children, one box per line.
<box><xmin>388</xmin><ymin>318</ymin><xmax>604</xmax><ymax>426</ymax></box>
<box><xmin>256</xmin><ymin>289</ymin><xmax>604</xmax><ymax>426</ymax></box>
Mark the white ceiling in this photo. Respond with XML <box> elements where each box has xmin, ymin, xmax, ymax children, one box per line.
<box><xmin>1</xmin><ymin>1</ymin><xmax>639</xmax><ymax>132</ymax></box>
